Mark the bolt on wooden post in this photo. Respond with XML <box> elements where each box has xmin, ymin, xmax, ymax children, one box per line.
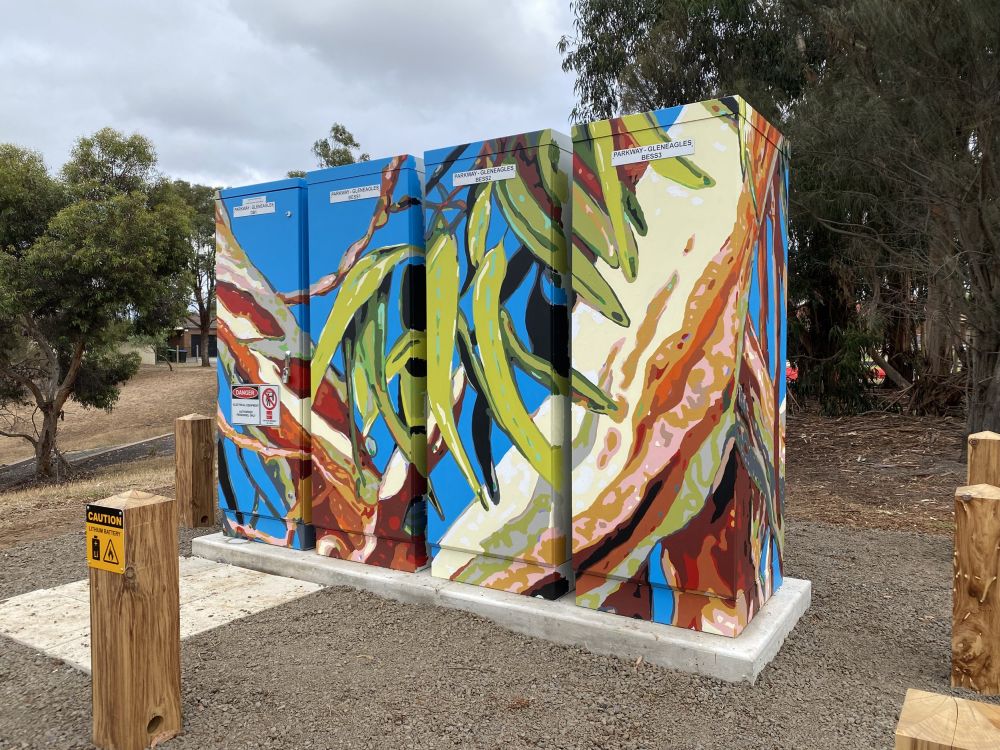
<box><xmin>175</xmin><ymin>413</ymin><xmax>214</xmax><ymax>527</ymax></box>
<box><xmin>88</xmin><ymin>491</ymin><xmax>181</xmax><ymax>750</ymax></box>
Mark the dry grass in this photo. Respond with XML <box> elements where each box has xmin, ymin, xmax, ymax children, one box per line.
<box><xmin>0</xmin><ymin>455</ymin><xmax>177</xmax><ymax>549</ymax></box>
<box><xmin>0</xmin><ymin>363</ymin><xmax>217</xmax><ymax>466</ymax></box>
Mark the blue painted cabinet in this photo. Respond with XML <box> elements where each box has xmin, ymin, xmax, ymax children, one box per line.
<box><xmin>216</xmin><ymin>179</ymin><xmax>313</xmax><ymax>549</ymax></box>
<box><xmin>306</xmin><ymin>157</ymin><xmax>428</xmax><ymax>571</ymax></box>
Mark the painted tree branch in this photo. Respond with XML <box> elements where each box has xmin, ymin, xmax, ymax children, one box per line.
<box><xmin>278</xmin><ymin>156</ymin><xmax>408</xmax><ymax>305</ymax></box>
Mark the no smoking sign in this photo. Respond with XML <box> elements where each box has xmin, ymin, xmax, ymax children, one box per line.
<box><xmin>260</xmin><ymin>385</ymin><xmax>279</xmax><ymax>424</ymax></box>
<box><xmin>230</xmin><ymin>383</ymin><xmax>281</xmax><ymax>427</ymax></box>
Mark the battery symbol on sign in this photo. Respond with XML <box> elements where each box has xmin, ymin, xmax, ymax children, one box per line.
<box><xmin>91</xmin><ymin>536</ymin><xmax>101</xmax><ymax>560</ymax></box>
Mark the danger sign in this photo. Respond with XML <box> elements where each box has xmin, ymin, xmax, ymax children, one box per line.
<box><xmin>231</xmin><ymin>383</ymin><xmax>280</xmax><ymax>426</ymax></box>
<box><xmin>86</xmin><ymin>504</ymin><xmax>125</xmax><ymax>574</ymax></box>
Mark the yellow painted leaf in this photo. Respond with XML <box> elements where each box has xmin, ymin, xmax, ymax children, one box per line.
<box><xmin>571</xmin><ymin>245</ymin><xmax>630</xmax><ymax>327</ymax></box>
<box><xmin>590</xmin><ymin>119</ymin><xmax>637</xmax><ymax>282</ymax></box>
<box><xmin>619</xmin><ymin>112</ymin><xmax>716</xmax><ymax>189</ymax></box>
<box><xmin>498</xmin><ymin>309</ymin><xmax>618</xmax><ymax>416</ymax></box>
<box><xmin>472</xmin><ymin>246</ymin><xmax>562</xmax><ymax>492</ymax></box>
<box><xmin>426</xmin><ymin>230</ymin><xmax>486</xmax><ymax>507</ymax></box>
<box><xmin>386</xmin><ymin>331</ymin><xmax>425</xmax><ymax>381</ymax></box>
<box><xmin>310</xmin><ymin>244</ymin><xmax>413</xmax><ymax>399</ymax></box>
<box><xmin>494</xmin><ymin>169</ymin><xmax>567</xmax><ymax>274</ymax></box>
<box><xmin>573</xmin><ymin>185</ymin><xmax>620</xmax><ymax>268</ymax></box>
<box><xmin>355</xmin><ymin>293</ymin><xmax>421</xmax><ymax>473</ymax></box>
<box><xmin>466</xmin><ymin>183</ymin><xmax>492</xmax><ymax>268</ymax></box>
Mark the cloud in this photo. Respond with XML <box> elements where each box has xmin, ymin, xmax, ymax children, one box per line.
<box><xmin>0</xmin><ymin>0</ymin><xmax>576</xmax><ymax>187</ymax></box>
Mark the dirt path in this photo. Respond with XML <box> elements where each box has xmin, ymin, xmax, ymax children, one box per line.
<box><xmin>1</xmin><ymin>519</ymin><xmax>995</xmax><ymax>749</ymax></box>
<box><xmin>0</xmin><ymin>433</ymin><xmax>175</xmax><ymax>493</ymax></box>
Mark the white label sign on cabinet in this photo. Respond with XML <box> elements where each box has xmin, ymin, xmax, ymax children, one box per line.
<box><xmin>230</xmin><ymin>384</ymin><xmax>281</xmax><ymax>426</ymax></box>
<box><xmin>611</xmin><ymin>139</ymin><xmax>695</xmax><ymax>167</ymax></box>
<box><xmin>330</xmin><ymin>184</ymin><xmax>381</xmax><ymax>203</ymax></box>
<box><xmin>453</xmin><ymin>163</ymin><xmax>517</xmax><ymax>187</ymax></box>
<box><xmin>233</xmin><ymin>195</ymin><xmax>276</xmax><ymax>218</ymax></box>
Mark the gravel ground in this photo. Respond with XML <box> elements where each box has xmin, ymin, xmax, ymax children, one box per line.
<box><xmin>0</xmin><ymin>523</ymin><xmax>217</xmax><ymax>602</ymax></box>
<box><xmin>2</xmin><ymin>519</ymin><xmax>994</xmax><ymax>749</ymax></box>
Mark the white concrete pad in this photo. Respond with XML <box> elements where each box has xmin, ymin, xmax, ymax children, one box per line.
<box><xmin>193</xmin><ymin>532</ymin><xmax>811</xmax><ymax>683</ymax></box>
<box><xmin>0</xmin><ymin>556</ymin><xmax>323</xmax><ymax>673</ymax></box>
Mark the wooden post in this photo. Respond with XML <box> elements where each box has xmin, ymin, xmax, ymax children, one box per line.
<box><xmin>968</xmin><ymin>431</ymin><xmax>1000</xmax><ymax>487</ymax></box>
<box><xmin>90</xmin><ymin>491</ymin><xmax>181</xmax><ymax>750</ymax></box>
<box><xmin>896</xmin><ymin>688</ymin><xmax>1000</xmax><ymax>749</ymax></box>
<box><xmin>175</xmin><ymin>413</ymin><xmax>214</xmax><ymax>527</ymax></box>
<box><xmin>953</xmin><ymin>483</ymin><xmax>1000</xmax><ymax>694</ymax></box>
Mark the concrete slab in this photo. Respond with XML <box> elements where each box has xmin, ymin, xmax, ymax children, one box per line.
<box><xmin>193</xmin><ymin>532</ymin><xmax>811</xmax><ymax>683</ymax></box>
<box><xmin>0</xmin><ymin>556</ymin><xmax>323</xmax><ymax>673</ymax></box>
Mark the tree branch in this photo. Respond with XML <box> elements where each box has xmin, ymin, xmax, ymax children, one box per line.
<box><xmin>0</xmin><ymin>427</ymin><xmax>38</xmax><ymax>446</ymax></box>
<box><xmin>53</xmin><ymin>340</ymin><xmax>86</xmax><ymax>414</ymax></box>
<box><xmin>868</xmin><ymin>348</ymin><xmax>913</xmax><ymax>390</ymax></box>
<box><xmin>19</xmin><ymin>314</ymin><xmax>59</xmax><ymax>396</ymax></box>
<box><xmin>0</xmin><ymin>362</ymin><xmax>46</xmax><ymax>407</ymax></box>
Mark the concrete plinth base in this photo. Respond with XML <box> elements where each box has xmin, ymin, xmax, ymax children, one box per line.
<box><xmin>192</xmin><ymin>533</ymin><xmax>810</xmax><ymax>683</ymax></box>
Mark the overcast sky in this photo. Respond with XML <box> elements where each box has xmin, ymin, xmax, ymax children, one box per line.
<box><xmin>1</xmin><ymin>1</ymin><xmax>577</xmax><ymax>188</ymax></box>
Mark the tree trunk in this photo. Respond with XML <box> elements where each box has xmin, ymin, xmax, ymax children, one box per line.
<box><xmin>199</xmin><ymin>312</ymin><xmax>211</xmax><ymax>368</ymax></box>
<box><xmin>34</xmin><ymin>408</ymin><xmax>58</xmax><ymax>479</ymax></box>
<box><xmin>924</xmin><ymin>269</ymin><xmax>954</xmax><ymax>380</ymax></box>
<box><xmin>968</xmin><ymin>334</ymin><xmax>1000</xmax><ymax>434</ymax></box>
<box><xmin>884</xmin><ymin>272</ymin><xmax>915</xmax><ymax>384</ymax></box>
<box><xmin>32</xmin><ymin>339</ymin><xmax>85</xmax><ymax>479</ymax></box>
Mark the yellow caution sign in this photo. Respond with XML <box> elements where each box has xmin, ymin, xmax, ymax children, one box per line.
<box><xmin>86</xmin><ymin>504</ymin><xmax>125</xmax><ymax>574</ymax></box>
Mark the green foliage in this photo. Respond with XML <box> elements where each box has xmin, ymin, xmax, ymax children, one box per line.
<box><xmin>64</xmin><ymin>346</ymin><xmax>141</xmax><ymax>411</ymax></box>
<box><xmin>170</xmin><ymin>179</ymin><xmax>216</xmax><ymax>365</ymax></box>
<box><xmin>9</xmin><ymin>187</ymin><xmax>191</xmax><ymax>342</ymax></box>
<box><xmin>169</xmin><ymin>180</ymin><xmax>214</xmax><ymax>248</ymax></box>
<box><xmin>789</xmin><ymin>320</ymin><xmax>878</xmax><ymax>415</ymax></box>
<box><xmin>794</xmin><ymin>0</ymin><xmax>1000</xmax><ymax>430</ymax></box>
<box><xmin>313</xmin><ymin>123</ymin><xmax>370</xmax><ymax>168</ymax></box>
<box><xmin>0</xmin><ymin>145</ymin><xmax>67</xmax><ymax>254</ymax></box>
<box><xmin>559</xmin><ymin>0</ymin><xmax>819</xmax><ymax>124</ymax></box>
<box><xmin>558</xmin><ymin>0</ymin><xmax>665</xmax><ymax>122</ymax></box>
<box><xmin>62</xmin><ymin>127</ymin><xmax>159</xmax><ymax>199</ymax></box>
<box><xmin>0</xmin><ymin>126</ymin><xmax>195</xmax><ymax>475</ymax></box>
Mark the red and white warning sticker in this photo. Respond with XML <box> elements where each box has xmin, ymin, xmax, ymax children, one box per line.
<box><xmin>231</xmin><ymin>383</ymin><xmax>280</xmax><ymax>426</ymax></box>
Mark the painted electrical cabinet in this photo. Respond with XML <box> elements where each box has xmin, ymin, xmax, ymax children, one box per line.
<box><xmin>306</xmin><ymin>157</ymin><xmax>429</xmax><ymax>571</ymax></box>
<box><xmin>422</xmin><ymin>130</ymin><xmax>573</xmax><ymax>599</ymax></box>
<box><xmin>216</xmin><ymin>178</ymin><xmax>313</xmax><ymax>549</ymax></box>
<box><xmin>570</xmin><ymin>97</ymin><xmax>788</xmax><ymax>636</ymax></box>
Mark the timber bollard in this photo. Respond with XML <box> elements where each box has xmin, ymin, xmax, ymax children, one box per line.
<box><xmin>87</xmin><ymin>491</ymin><xmax>181</xmax><ymax>749</ymax></box>
<box><xmin>952</xmin><ymin>430</ymin><xmax>1000</xmax><ymax>695</ymax></box>
<box><xmin>953</xmin><ymin>483</ymin><xmax>1000</xmax><ymax>694</ymax></box>
<box><xmin>895</xmin><ymin>688</ymin><xmax>1000</xmax><ymax>749</ymax></box>
<box><xmin>968</xmin><ymin>431</ymin><xmax>1000</xmax><ymax>487</ymax></box>
<box><xmin>175</xmin><ymin>413</ymin><xmax>214</xmax><ymax>527</ymax></box>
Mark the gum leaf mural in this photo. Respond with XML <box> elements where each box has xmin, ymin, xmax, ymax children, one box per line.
<box><xmin>569</xmin><ymin>97</ymin><xmax>788</xmax><ymax>636</ymax></box>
